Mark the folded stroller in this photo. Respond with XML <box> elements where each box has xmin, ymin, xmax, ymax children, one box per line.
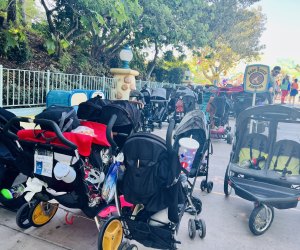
<box><xmin>150</xmin><ymin>88</ymin><xmax>169</xmax><ymax>129</ymax></box>
<box><xmin>140</xmin><ymin>87</ymin><xmax>153</xmax><ymax>132</ymax></box>
<box><xmin>98</xmin><ymin>120</ymin><xmax>206</xmax><ymax>250</ymax></box>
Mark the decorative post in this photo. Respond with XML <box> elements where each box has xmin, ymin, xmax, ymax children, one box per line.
<box><xmin>46</xmin><ymin>70</ymin><xmax>50</xmax><ymax>95</ymax></box>
<box><xmin>110</xmin><ymin>45</ymin><xmax>139</xmax><ymax>100</ymax></box>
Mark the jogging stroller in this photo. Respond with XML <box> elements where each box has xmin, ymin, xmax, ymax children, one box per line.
<box><xmin>207</xmin><ymin>95</ymin><xmax>233</xmax><ymax>144</ymax></box>
<box><xmin>0</xmin><ymin>108</ymin><xmax>27</xmax><ymax>213</ymax></box>
<box><xmin>174</xmin><ymin>110</ymin><xmax>213</xmax><ymax>193</ymax></box>
<box><xmin>150</xmin><ymin>88</ymin><xmax>169</xmax><ymax>129</ymax></box>
<box><xmin>173</xmin><ymin>87</ymin><xmax>198</xmax><ymax>123</ymax></box>
<box><xmin>224</xmin><ymin>105</ymin><xmax>300</xmax><ymax>235</ymax></box>
<box><xmin>97</xmin><ymin>120</ymin><xmax>206</xmax><ymax>250</ymax></box>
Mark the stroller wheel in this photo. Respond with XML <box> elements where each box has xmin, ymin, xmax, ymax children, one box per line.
<box><xmin>98</xmin><ymin>217</ymin><xmax>123</xmax><ymax>250</ymax></box>
<box><xmin>200</xmin><ymin>180</ymin><xmax>206</xmax><ymax>191</ymax></box>
<box><xmin>188</xmin><ymin>218</ymin><xmax>196</xmax><ymax>239</ymax></box>
<box><xmin>226</xmin><ymin>133</ymin><xmax>233</xmax><ymax>144</ymax></box>
<box><xmin>224</xmin><ymin>166</ymin><xmax>233</xmax><ymax>196</ymax></box>
<box><xmin>206</xmin><ymin>182</ymin><xmax>213</xmax><ymax>193</ymax></box>
<box><xmin>158</xmin><ymin>122</ymin><xmax>162</xmax><ymax>129</ymax></box>
<box><xmin>29</xmin><ymin>201</ymin><xmax>58</xmax><ymax>227</ymax></box>
<box><xmin>126</xmin><ymin>244</ymin><xmax>138</xmax><ymax>250</ymax></box>
<box><xmin>197</xmin><ymin>219</ymin><xmax>206</xmax><ymax>239</ymax></box>
<box><xmin>118</xmin><ymin>242</ymin><xmax>129</xmax><ymax>250</ymax></box>
<box><xmin>16</xmin><ymin>202</ymin><xmax>33</xmax><ymax>229</ymax></box>
<box><xmin>249</xmin><ymin>205</ymin><xmax>274</xmax><ymax>236</ymax></box>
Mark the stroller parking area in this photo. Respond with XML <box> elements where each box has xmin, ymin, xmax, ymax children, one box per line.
<box><xmin>1</xmin><ymin>119</ymin><xmax>300</xmax><ymax>250</ymax></box>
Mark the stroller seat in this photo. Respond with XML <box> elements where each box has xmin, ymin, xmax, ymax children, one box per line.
<box><xmin>268</xmin><ymin>140</ymin><xmax>300</xmax><ymax>176</ymax></box>
<box><xmin>238</xmin><ymin>133</ymin><xmax>269</xmax><ymax>169</ymax></box>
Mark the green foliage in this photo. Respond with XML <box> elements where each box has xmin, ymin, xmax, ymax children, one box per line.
<box><xmin>58</xmin><ymin>52</ymin><xmax>72</xmax><ymax>71</ymax></box>
<box><xmin>0</xmin><ymin>26</ymin><xmax>31</xmax><ymax>63</ymax></box>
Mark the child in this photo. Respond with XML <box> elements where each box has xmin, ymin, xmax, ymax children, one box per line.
<box><xmin>289</xmin><ymin>79</ymin><xmax>299</xmax><ymax>105</ymax></box>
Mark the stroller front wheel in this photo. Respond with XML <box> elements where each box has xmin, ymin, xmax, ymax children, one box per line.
<box><xmin>249</xmin><ymin>205</ymin><xmax>274</xmax><ymax>235</ymax></box>
<box><xmin>188</xmin><ymin>218</ymin><xmax>196</xmax><ymax>239</ymax></box>
<box><xmin>29</xmin><ymin>200</ymin><xmax>59</xmax><ymax>227</ymax></box>
<box><xmin>197</xmin><ymin>219</ymin><xmax>206</xmax><ymax>239</ymax></box>
<box><xmin>16</xmin><ymin>202</ymin><xmax>33</xmax><ymax>229</ymax></box>
<box><xmin>98</xmin><ymin>216</ymin><xmax>123</xmax><ymax>250</ymax></box>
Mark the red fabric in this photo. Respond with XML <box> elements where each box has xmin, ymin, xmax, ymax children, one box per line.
<box><xmin>17</xmin><ymin>121</ymin><xmax>110</xmax><ymax>157</ymax></box>
<box><xmin>175</xmin><ymin>99</ymin><xmax>184</xmax><ymax>112</ymax></box>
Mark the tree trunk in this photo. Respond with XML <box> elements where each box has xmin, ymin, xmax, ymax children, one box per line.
<box><xmin>18</xmin><ymin>0</ymin><xmax>26</xmax><ymax>26</ymax></box>
<box><xmin>146</xmin><ymin>41</ymin><xmax>159</xmax><ymax>80</ymax></box>
<box><xmin>7</xmin><ymin>0</ymin><xmax>17</xmax><ymax>24</ymax></box>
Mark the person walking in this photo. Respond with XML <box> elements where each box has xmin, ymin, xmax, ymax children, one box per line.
<box><xmin>267</xmin><ymin>66</ymin><xmax>281</xmax><ymax>104</ymax></box>
<box><xmin>280</xmin><ymin>75</ymin><xmax>291</xmax><ymax>104</ymax></box>
<box><xmin>289</xmin><ymin>78</ymin><xmax>299</xmax><ymax>105</ymax></box>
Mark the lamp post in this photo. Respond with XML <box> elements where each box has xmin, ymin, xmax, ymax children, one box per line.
<box><xmin>214</xmin><ymin>60</ymin><xmax>220</xmax><ymax>86</ymax></box>
<box><xmin>119</xmin><ymin>45</ymin><xmax>133</xmax><ymax>69</ymax></box>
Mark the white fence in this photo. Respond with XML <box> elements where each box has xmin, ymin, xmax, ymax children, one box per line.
<box><xmin>0</xmin><ymin>65</ymin><xmax>175</xmax><ymax>112</ymax></box>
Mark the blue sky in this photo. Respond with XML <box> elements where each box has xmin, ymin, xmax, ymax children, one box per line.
<box><xmin>255</xmin><ymin>0</ymin><xmax>300</xmax><ymax>65</ymax></box>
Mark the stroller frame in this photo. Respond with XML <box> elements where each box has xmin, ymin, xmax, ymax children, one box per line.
<box><xmin>98</xmin><ymin>119</ymin><xmax>207</xmax><ymax>250</ymax></box>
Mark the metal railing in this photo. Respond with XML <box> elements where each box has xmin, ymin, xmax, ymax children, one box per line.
<box><xmin>0</xmin><ymin>65</ymin><xmax>176</xmax><ymax>110</ymax></box>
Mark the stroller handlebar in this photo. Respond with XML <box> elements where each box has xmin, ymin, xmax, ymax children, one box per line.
<box><xmin>166</xmin><ymin>119</ymin><xmax>175</xmax><ymax>153</ymax></box>
<box><xmin>106</xmin><ymin>114</ymin><xmax>118</xmax><ymax>153</ymax></box>
<box><xmin>4</xmin><ymin>117</ymin><xmax>77</xmax><ymax>150</ymax></box>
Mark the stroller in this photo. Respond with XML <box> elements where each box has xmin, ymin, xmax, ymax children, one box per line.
<box><xmin>4</xmin><ymin>101</ymin><xmax>140</xmax><ymax>230</ymax></box>
<box><xmin>150</xmin><ymin>88</ymin><xmax>169</xmax><ymax>129</ymax></box>
<box><xmin>140</xmin><ymin>87</ymin><xmax>153</xmax><ymax>132</ymax></box>
<box><xmin>0</xmin><ymin>108</ymin><xmax>28</xmax><ymax>214</ymax></box>
<box><xmin>207</xmin><ymin>94</ymin><xmax>233</xmax><ymax>144</ymax></box>
<box><xmin>173</xmin><ymin>87</ymin><xmax>198</xmax><ymax>123</ymax></box>
<box><xmin>174</xmin><ymin>110</ymin><xmax>214</xmax><ymax>193</ymax></box>
<box><xmin>98</xmin><ymin>119</ymin><xmax>206</xmax><ymax>250</ymax></box>
<box><xmin>224</xmin><ymin>105</ymin><xmax>300</xmax><ymax>235</ymax></box>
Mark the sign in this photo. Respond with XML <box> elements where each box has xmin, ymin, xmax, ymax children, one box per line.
<box><xmin>243</xmin><ymin>64</ymin><xmax>270</xmax><ymax>93</ymax></box>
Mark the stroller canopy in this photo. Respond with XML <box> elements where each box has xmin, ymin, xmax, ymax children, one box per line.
<box><xmin>174</xmin><ymin>110</ymin><xmax>208</xmax><ymax>139</ymax></box>
<box><xmin>176</xmin><ymin>87</ymin><xmax>197</xmax><ymax>99</ymax></box>
<box><xmin>151</xmin><ymin>88</ymin><xmax>167</xmax><ymax>100</ymax></box>
<box><xmin>97</xmin><ymin>100</ymin><xmax>141</xmax><ymax>132</ymax></box>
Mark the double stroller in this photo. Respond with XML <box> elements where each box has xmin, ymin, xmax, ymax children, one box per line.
<box><xmin>3</xmin><ymin>100</ymin><xmax>141</xmax><ymax>232</ymax></box>
<box><xmin>224</xmin><ymin>105</ymin><xmax>300</xmax><ymax>235</ymax></box>
<box><xmin>98</xmin><ymin>115</ymin><xmax>208</xmax><ymax>249</ymax></box>
<box><xmin>172</xmin><ymin>87</ymin><xmax>198</xmax><ymax>123</ymax></box>
<box><xmin>150</xmin><ymin>88</ymin><xmax>169</xmax><ymax>129</ymax></box>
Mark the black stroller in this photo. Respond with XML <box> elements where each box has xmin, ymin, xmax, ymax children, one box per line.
<box><xmin>140</xmin><ymin>87</ymin><xmax>153</xmax><ymax>132</ymax></box>
<box><xmin>150</xmin><ymin>88</ymin><xmax>169</xmax><ymax>129</ymax></box>
<box><xmin>208</xmin><ymin>95</ymin><xmax>233</xmax><ymax>144</ymax></box>
<box><xmin>173</xmin><ymin>87</ymin><xmax>198</xmax><ymax>123</ymax></box>
<box><xmin>98</xmin><ymin>119</ymin><xmax>206</xmax><ymax>250</ymax></box>
<box><xmin>174</xmin><ymin>110</ymin><xmax>214</xmax><ymax>193</ymax></box>
<box><xmin>4</xmin><ymin>101</ymin><xmax>140</xmax><ymax>231</ymax></box>
<box><xmin>224</xmin><ymin>105</ymin><xmax>300</xmax><ymax>235</ymax></box>
<box><xmin>0</xmin><ymin>108</ymin><xmax>27</xmax><ymax>213</ymax></box>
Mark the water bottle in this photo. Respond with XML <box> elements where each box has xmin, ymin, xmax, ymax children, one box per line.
<box><xmin>0</xmin><ymin>183</ymin><xmax>25</xmax><ymax>200</ymax></box>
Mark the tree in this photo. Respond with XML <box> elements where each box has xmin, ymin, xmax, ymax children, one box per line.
<box><xmin>195</xmin><ymin>0</ymin><xmax>266</xmax><ymax>84</ymax></box>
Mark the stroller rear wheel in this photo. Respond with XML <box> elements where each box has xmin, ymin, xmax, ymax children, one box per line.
<box><xmin>16</xmin><ymin>202</ymin><xmax>33</xmax><ymax>229</ymax></box>
<box><xmin>249</xmin><ymin>205</ymin><xmax>274</xmax><ymax>235</ymax></box>
<box><xmin>98</xmin><ymin>217</ymin><xmax>123</xmax><ymax>250</ymax></box>
<box><xmin>29</xmin><ymin>201</ymin><xmax>58</xmax><ymax>227</ymax></box>
<box><xmin>224</xmin><ymin>166</ymin><xmax>233</xmax><ymax>196</ymax></box>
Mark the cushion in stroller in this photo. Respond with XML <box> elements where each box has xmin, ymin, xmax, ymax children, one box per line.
<box><xmin>269</xmin><ymin>140</ymin><xmax>300</xmax><ymax>175</ymax></box>
<box><xmin>238</xmin><ymin>133</ymin><xmax>269</xmax><ymax>169</ymax></box>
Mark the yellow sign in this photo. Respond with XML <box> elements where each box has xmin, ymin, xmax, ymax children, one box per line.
<box><xmin>243</xmin><ymin>64</ymin><xmax>270</xmax><ymax>93</ymax></box>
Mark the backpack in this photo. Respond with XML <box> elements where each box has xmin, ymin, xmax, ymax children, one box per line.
<box><xmin>77</xmin><ymin>96</ymin><xmax>111</xmax><ymax>121</ymax></box>
<box><xmin>35</xmin><ymin>105</ymin><xmax>80</xmax><ymax>132</ymax></box>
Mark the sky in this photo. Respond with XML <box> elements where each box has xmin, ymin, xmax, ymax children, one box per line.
<box><xmin>254</xmin><ymin>0</ymin><xmax>300</xmax><ymax>65</ymax></box>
